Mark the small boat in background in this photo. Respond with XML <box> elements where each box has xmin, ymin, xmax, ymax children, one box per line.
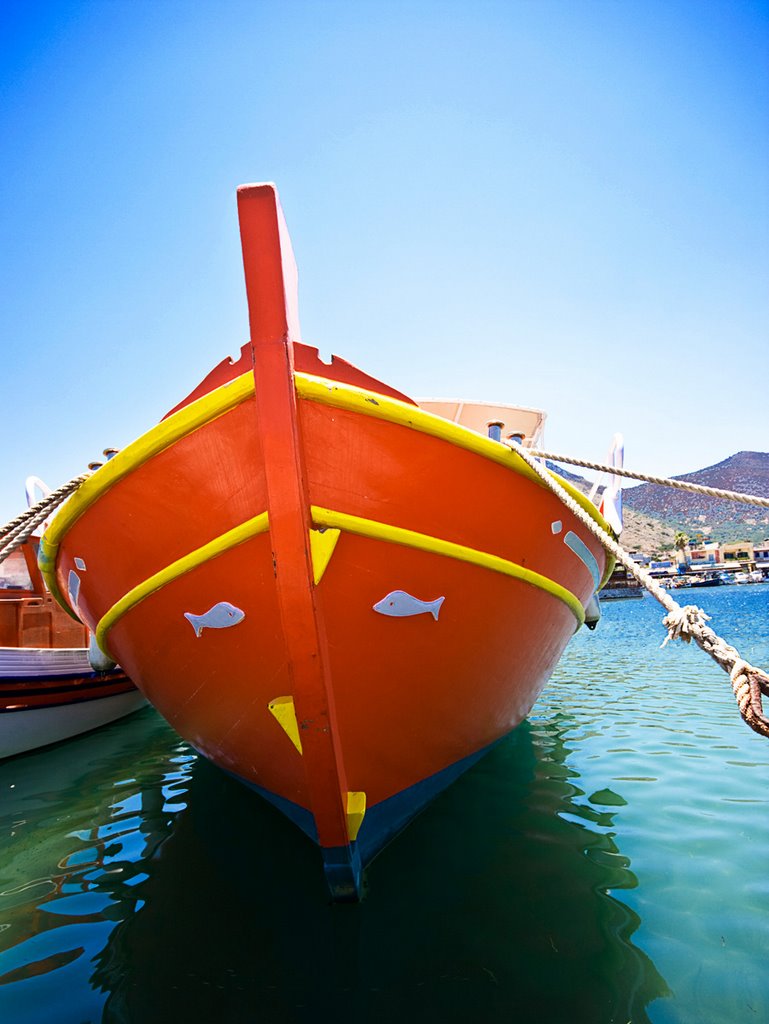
<box><xmin>733</xmin><ymin>570</ymin><xmax>764</xmax><ymax>585</ymax></box>
<box><xmin>1</xmin><ymin>527</ymin><xmax>146</xmax><ymax>760</ymax></box>
<box><xmin>600</xmin><ymin>564</ymin><xmax>644</xmax><ymax>599</ymax></box>
<box><xmin>689</xmin><ymin>571</ymin><xmax>727</xmax><ymax>588</ymax></box>
<box><xmin>39</xmin><ymin>184</ymin><xmax>614</xmax><ymax>899</ymax></box>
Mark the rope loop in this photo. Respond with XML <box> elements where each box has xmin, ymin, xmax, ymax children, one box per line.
<box><xmin>729</xmin><ymin>662</ymin><xmax>769</xmax><ymax>739</ymax></box>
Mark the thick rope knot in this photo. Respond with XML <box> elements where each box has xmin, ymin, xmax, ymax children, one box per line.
<box><xmin>729</xmin><ymin>660</ymin><xmax>769</xmax><ymax>739</ymax></box>
<box><xmin>661</xmin><ymin>605</ymin><xmax>711</xmax><ymax>646</ymax></box>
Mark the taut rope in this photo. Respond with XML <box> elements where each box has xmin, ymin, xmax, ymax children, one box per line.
<box><xmin>508</xmin><ymin>442</ymin><xmax>769</xmax><ymax>739</ymax></box>
<box><xmin>528</xmin><ymin>449</ymin><xmax>769</xmax><ymax>508</ymax></box>
<box><xmin>0</xmin><ymin>473</ymin><xmax>90</xmax><ymax>565</ymax></box>
<box><xmin>3</xmin><ymin>445</ymin><xmax>767</xmax><ymax>738</ymax></box>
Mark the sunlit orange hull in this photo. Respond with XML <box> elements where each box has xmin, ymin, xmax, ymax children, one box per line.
<box><xmin>41</xmin><ymin>186</ymin><xmax>612</xmax><ymax>898</ymax></box>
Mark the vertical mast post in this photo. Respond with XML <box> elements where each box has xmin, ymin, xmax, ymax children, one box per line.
<box><xmin>237</xmin><ymin>183</ymin><xmax>360</xmax><ymax>899</ymax></box>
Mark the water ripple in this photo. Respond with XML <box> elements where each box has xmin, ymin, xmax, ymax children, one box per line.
<box><xmin>0</xmin><ymin>586</ymin><xmax>767</xmax><ymax>1023</ymax></box>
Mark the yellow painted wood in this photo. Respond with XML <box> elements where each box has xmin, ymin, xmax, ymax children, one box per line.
<box><xmin>309</xmin><ymin>527</ymin><xmax>341</xmax><ymax>584</ymax></box>
<box><xmin>41</xmin><ymin>364</ymin><xmax>611</xmax><ymax>624</ymax></box>
<box><xmin>346</xmin><ymin>791</ymin><xmax>366</xmax><ymax>841</ymax></box>
<box><xmin>311</xmin><ymin>505</ymin><xmax>586</xmax><ymax>626</ymax></box>
<box><xmin>268</xmin><ymin>695</ymin><xmax>304</xmax><ymax>755</ymax></box>
<box><xmin>295</xmin><ymin>372</ymin><xmax>612</xmax><ymax>541</ymax></box>
<box><xmin>39</xmin><ymin>371</ymin><xmax>256</xmax><ymax>610</ymax></box>
<box><xmin>94</xmin><ymin>511</ymin><xmax>269</xmax><ymax>657</ymax></box>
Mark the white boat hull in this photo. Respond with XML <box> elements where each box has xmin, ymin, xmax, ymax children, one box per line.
<box><xmin>0</xmin><ymin>690</ymin><xmax>147</xmax><ymax>759</ymax></box>
<box><xmin>1</xmin><ymin>645</ymin><xmax>146</xmax><ymax>759</ymax></box>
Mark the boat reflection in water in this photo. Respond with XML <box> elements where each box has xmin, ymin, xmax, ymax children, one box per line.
<box><xmin>100</xmin><ymin>720</ymin><xmax>670</xmax><ymax>1022</ymax></box>
<box><xmin>1</xmin><ymin>701</ymin><xmax>667</xmax><ymax>1024</ymax></box>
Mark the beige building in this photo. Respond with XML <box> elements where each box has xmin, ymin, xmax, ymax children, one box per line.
<box><xmin>688</xmin><ymin>538</ymin><xmax>769</xmax><ymax>572</ymax></box>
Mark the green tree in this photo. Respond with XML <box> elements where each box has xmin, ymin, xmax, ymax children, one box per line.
<box><xmin>674</xmin><ymin>530</ymin><xmax>690</xmax><ymax>568</ymax></box>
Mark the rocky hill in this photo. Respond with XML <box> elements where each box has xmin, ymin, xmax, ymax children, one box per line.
<box><xmin>617</xmin><ymin>507</ymin><xmax>676</xmax><ymax>554</ymax></box>
<box><xmin>549</xmin><ymin>451</ymin><xmax>769</xmax><ymax>554</ymax></box>
<box><xmin>622</xmin><ymin>451</ymin><xmax>769</xmax><ymax>544</ymax></box>
<box><xmin>549</xmin><ymin>462</ymin><xmax>675</xmax><ymax>555</ymax></box>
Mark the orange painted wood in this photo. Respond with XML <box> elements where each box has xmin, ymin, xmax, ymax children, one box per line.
<box><xmin>57</xmin><ymin>395</ymin><xmax>268</xmax><ymax>632</ymax></box>
<box><xmin>1</xmin><ymin>543</ymin><xmax>88</xmax><ymax>649</ymax></box>
<box><xmin>45</xmin><ymin>185</ymin><xmax>612</xmax><ymax>883</ymax></box>
<box><xmin>237</xmin><ymin>184</ymin><xmax>351</xmax><ymax>849</ymax></box>
<box><xmin>163</xmin><ymin>341</ymin><xmax>415</xmax><ymax>420</ymax></box>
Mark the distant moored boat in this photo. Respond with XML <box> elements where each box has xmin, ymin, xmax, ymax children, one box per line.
<box><xmin>1</xmin><ymin>537</ymin><xmax>145</xmax><ymax>760</ymax></box>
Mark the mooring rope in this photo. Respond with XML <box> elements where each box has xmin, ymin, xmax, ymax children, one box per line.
<box><xmin>3</xmin><ymin>442</ymin><xmax>767</xmax><ymax>738</ymax></box>
<box><xmin>508</xmin><ymin>442</ymin><xmax>769</xmax><ymax>739</ymax></box>
<box><xmin>528</xmin><ymin>449</ymin><xmax>769</xmax><ymax>508</ymax></box>
<box><xmin>0</xmin><ymin>473</ymin><xmax>90</xmax><ymax>566</ymax></box>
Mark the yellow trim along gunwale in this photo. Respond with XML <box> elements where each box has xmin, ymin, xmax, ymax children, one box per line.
<box><xmin>94</xmin><ymin>512</ymin><xmax>270</xmax><ymax>658</ymax></box>
<box><xmin>39</xmin><ymin>371</ymin><xmax>256</xmax><ymax>609</ymax></box>
<box><xmin>42</xmin><ymin>364</ymin><xmax>613</xmax><ymax>613</ymax></box>
<box><xmin>311</xmin><ymin>506</ymin><xmax>586</xmax><ymax>626</ymax></box>
<box><xmin>295</xmin><ymin>373</ymin><xmax>614</xmax><ymax>587</ymax></box>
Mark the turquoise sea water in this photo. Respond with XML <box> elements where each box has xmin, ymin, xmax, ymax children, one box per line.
<box><xmin>1</xmin><ymin>584</ymin><xmax>767</xmax><ymax>1023</ymax></box>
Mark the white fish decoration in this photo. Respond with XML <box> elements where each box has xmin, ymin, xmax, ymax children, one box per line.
<box><xmin>564</xmin><ymin>530</ymin><xmax>601</xmax><ymax>589</ymax></box>
<box><xmin>184</xmin><ymin>601</ymin><xmax>245</xmax><ymax>637</ymax></box>
<box><xmin>68</xmin><ymin>570</ymin><xmax>81</xmax><ymax>613</ymax></box>
<box><xmin>373</xmin><ymin>591</ymin><xmax>445</xmax><ymax>621</ymax></box>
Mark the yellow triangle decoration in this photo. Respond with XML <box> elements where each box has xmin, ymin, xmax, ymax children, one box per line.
<box><xmin>268</xmin><ymin>695</ymin><xmax>303</xmax><ymax>755</ymax></box>
<box><xmin>346</xmin><ymin>791</ymin><xmax>366</xmax><ymax>841</ymax></box>
<box><xmin>309</xmin><ymin>527</ymin><xmax>340</xmax><ymax>584</ymax></box>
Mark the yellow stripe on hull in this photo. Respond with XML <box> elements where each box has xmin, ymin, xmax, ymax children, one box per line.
<box><xmin>42</xmin><ymin>367</ymin><xmax>611</xmax><ymax>619</ymax></box>
<box><xmin>39</xmin><ymin>372</ymin><xmax>256</xmax><ymax>609</ymax></box>
<box><xmin>295</xmin><ymin>373</ymin><xmax>612</xmax><ymax>535</ymax></box>
<box><xmin>311</xmin><ymin>506</ymin><xmax>586</xmax><ymax>626</ymax></box>
<box><xmin>96</xmin><ymin>501</ymin><xmax>586</xmax><ymax>658</ymax></box>
<box><xmin>95</xmin><ymin>512</ymin><xmax>269</xmax><ymax>657</ymax></box>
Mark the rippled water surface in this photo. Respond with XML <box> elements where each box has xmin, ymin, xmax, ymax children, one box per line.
<box><xmin>1</xmin><ymin>584</ymin><xmax>768</xmax><ymax>1023</ymax></box>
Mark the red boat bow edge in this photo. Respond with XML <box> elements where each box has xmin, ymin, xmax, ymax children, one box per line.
<box><xmin>40</xmin><ymin>184</ymin><xmax>614</xmax><ymax>899</ymax></box>
<box><xmin>239</xmin><ymin>184</ymin><xmax>362</xmax><ymax>894</ymax></box>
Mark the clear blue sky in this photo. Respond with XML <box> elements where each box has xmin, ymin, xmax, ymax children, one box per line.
<box><xmin>1</xmin><ymin>0</ymin><xmax>767</xmax><ymax>524</ymax></box>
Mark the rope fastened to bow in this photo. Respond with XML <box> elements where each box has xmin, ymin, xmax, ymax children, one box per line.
<box><xmin>507</xmin><ymin>441</ymin><xmax>769</xmax><ymax>739</ymax></box>
<box><xmin>0</xmin><ymin>473</ymin><xmax>90</xmax><ymax>565</ymax></box>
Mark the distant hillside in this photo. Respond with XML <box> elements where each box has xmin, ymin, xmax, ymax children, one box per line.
<box><xmin>548</xmin><ymin>462</ymin><xmax>675</xmax><ymax>555</ymax></box>
<box><xmin>623</xmin><ymin>451</ymin><xmax>769</xmax><ymax>544</ymax></box>
<box><xmin>547</xmin><ymin>451</ymin><xmax>768</xmax><ymax>553</ymax></box>
<box><xmin>618</xmin><ymin>507</ymin><xmax>677</xmax><ymax>554</ymax></box>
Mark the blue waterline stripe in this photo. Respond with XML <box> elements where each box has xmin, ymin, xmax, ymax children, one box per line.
<box><xmin>224</xmin><ymin>735</ymin><xmax>505</xmax><ymax>868</ymax></box>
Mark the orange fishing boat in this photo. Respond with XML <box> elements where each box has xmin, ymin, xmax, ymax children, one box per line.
<box><xmin>40</xmin><ymin>185</ymin><xmax>614</xmax><ymax>898</ymax></box>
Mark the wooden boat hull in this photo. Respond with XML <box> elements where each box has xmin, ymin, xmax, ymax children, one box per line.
<box><xmin>0</xmin><ymin>647</ymin><xmax>145</xmax><ymax>759</ymax></box>
<box><xmin>0</xmin><ymin>542</ymin><xmax>145</xmax><ymax>760</ymax></box>
<box><xmin>40</xmin><ymin>184</ymin><xmax>613</xmax><ymax>898</ymax></box>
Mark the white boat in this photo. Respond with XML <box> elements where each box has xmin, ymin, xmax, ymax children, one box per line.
<box><xmin>1</xmin><ymin>531</ymin><xmax>146</xmax><ymax>759</ymax></box>
<box><xmin>733</xmin><ymin>570</ymin><xmax>764</xmax><ymax>584</ymax></box>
